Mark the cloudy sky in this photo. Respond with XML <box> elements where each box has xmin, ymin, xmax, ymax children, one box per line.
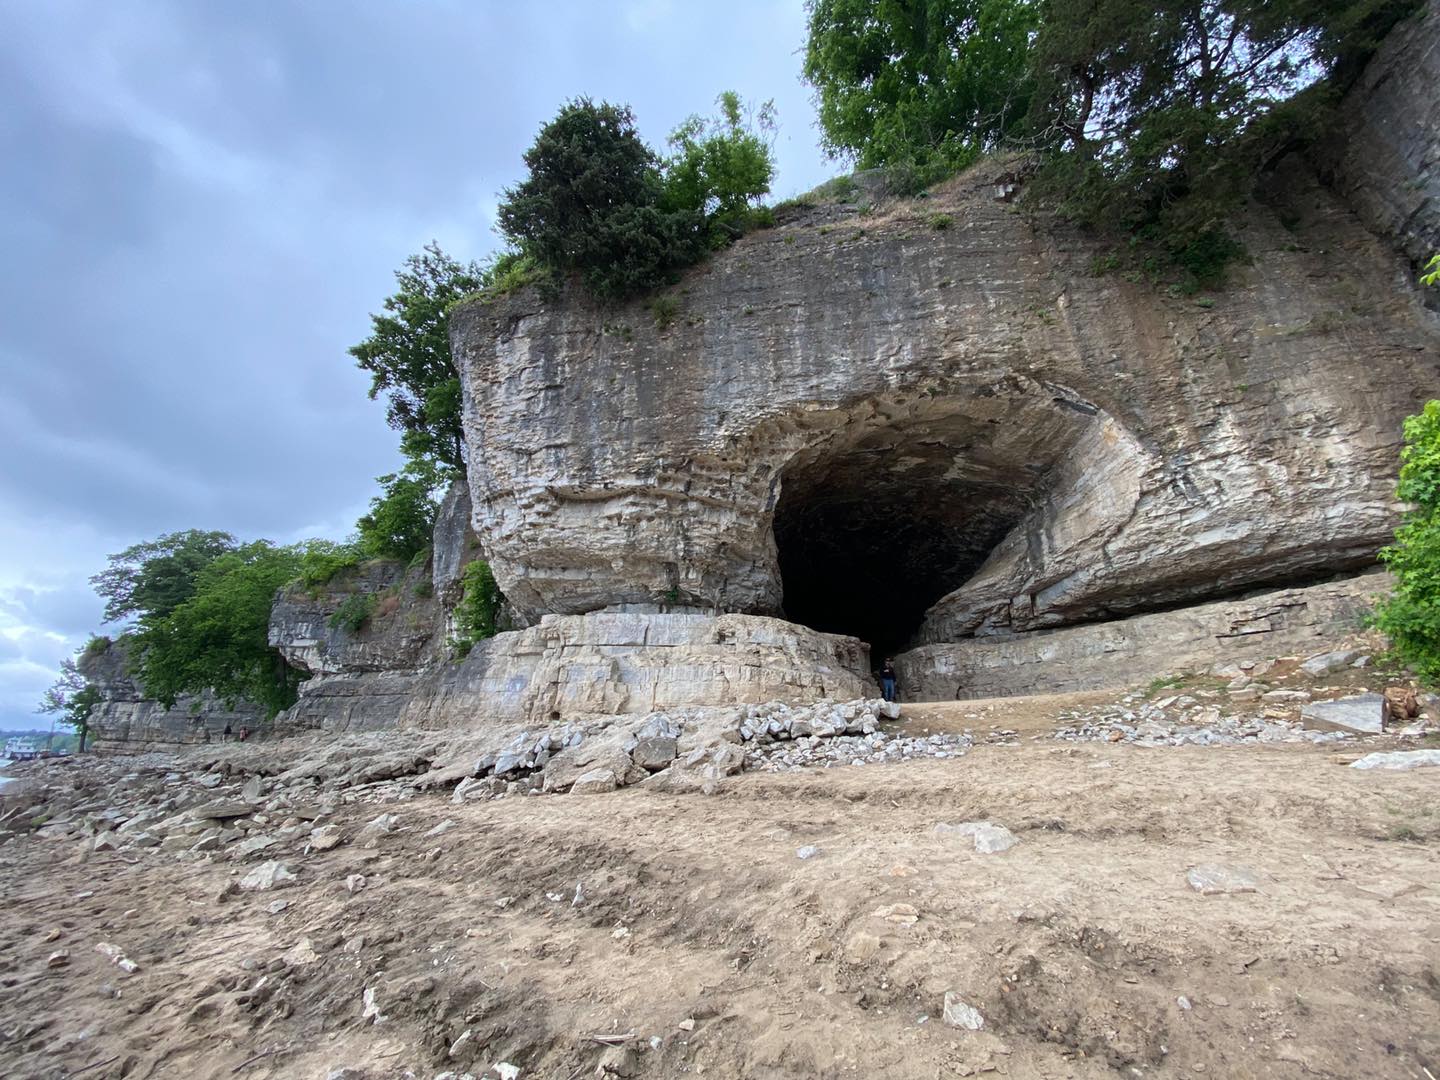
<box><xmin>0</xmin><ymin>0</ymin><xmax>835</xmax><ymax>732</ymax></box>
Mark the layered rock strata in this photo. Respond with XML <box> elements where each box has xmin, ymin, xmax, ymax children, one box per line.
<box><xmin>895</xmin><ymin>573</ymin><xmax>1388</xmax><ymax>700</ymax></box>
<box><xmin>453</xmin><ymin>157</ymin><xmax>1438</xmax><ymax>650</ymax></box>
<box><xmin>78</xmin><ymin>639</ymin><xmax>265</xmax><ymax>752</ymax></box>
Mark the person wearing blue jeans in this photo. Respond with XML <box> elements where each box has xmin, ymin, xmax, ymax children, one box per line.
<box><xmin>880</xmin><ymin>658</ymin><xmax>898</xmax><ymax>703</ymax></box>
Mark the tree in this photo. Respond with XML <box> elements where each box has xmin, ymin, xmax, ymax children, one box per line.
<box><xmin>38</xmin><ymin>656</ymin><xmax>100</xmax><ymax>752</ymax></box>
<box><xmin>356</xmin><ymin>457</ymin><xmax>447</xmax><ymax>561</ymax></box>
<box><xmin>802</xmin><ymin>0</ymin><xmax>1039</xmax><ymax>180</ymax></box>
<box><xmin>1023</xmin><ymin>0</ymin><xmax>1414</xmax><ymax>273</ymax></box>
<box><xmin>130</xmin><ymin>540</ymin><xmax>309</xmax><ymax>717</ymax></box>
<box><xmin>90</xmin><ymin>529</ymin><xmax>237</xmax><ymax>627</ymax></box>
<box><xmin>350</xmin><ymin>243</ymin><xmax>482</xmax><ymax>471</ymax></box>
<box><xmin>665</xmin><ymin>92</ymin><xmax>778</xmax><ymax>244</ymax></box>
<box><xmin>497</xmin><ymin>99</ymin><xmax>704</xmax><ymax>299</ymax></box>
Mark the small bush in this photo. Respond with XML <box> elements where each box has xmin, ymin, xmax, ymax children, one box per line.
<box><xmin>81</xmin><ymin>635</ymin><xmax>112</xmax><ymax>660</ymax></box>
<box><xmin>928</xmin><ymin>213</ymin><xmax>953</xmax><ymax>231</ymax></box>
<box><xmin>413</xmin><ymin>579</ymin><xmax>434</xmax><ymax>600</ymax></box>
<box><xmin>298</xmin><ymin>542</ymin><xmax>363</xmax><ymax>589</ymax></box>
<box><xmin>329</xmin><ymin>592</ymin><xmax>377</xmax><ymax>634</ymax></box>
<box><xmin>1373</xmin><ymin>401</ymin><xmax>1440</xmax><ymax>684</ymax></box>
<box><xmin>651</xmin><ymin>295</ymin><xmax>679</xmax><ymax>330</ymax></box>
<box><xmin>450</xmin><ymin>560</ymin><xmax>502</xmax><ymax>659</ymax></box>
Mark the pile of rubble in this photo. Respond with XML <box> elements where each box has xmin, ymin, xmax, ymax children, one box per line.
<box><xmin>1051</xmin><ymin>646</ymin><xmax>1438</xmax><ymax>747</ymax></box>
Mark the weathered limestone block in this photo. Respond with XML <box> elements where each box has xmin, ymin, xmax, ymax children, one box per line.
<box><xmin>399</xmin><ymin>612</ymin><xmax>873</xmax><ymax>730</ymax></box>
<box><xmin>77</xmin><ymin>638</ymin><xmax>264</xmax><ymax>751</ymax></box>
<box><xmin>453</xmin><ymin>155</ymin><xmax>1438</xmax><ymax>645</ymax></box>
<box><xmin>269</xmin><ymin>558</ymin><xmax>441</xmax><ymax>677</ymax></box>
<box><xmin>894</xmin><ymin>573</ymin><xmax>1387</xmax><ymax>700</ymax></box>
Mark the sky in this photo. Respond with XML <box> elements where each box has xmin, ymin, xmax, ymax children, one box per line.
<box><xmin>0</xmin><ymin>0</ymin><xmax>837</xmax><ymax>732</ymax></box>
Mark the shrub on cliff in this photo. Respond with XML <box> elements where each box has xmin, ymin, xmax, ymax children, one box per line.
<box><xmin>450</xmin><ymin>560</ymin><xmax>502</xmax><ymax>658</ymax></box>
<box><xmin>1374</xmin><ymin>398</ymin><xmax>1440</xmax><ymax>683</ymax></box>
<box><xmin>90</xmin><ymin>529</ymin><xmax>238</xmax><ymax>628</ymax></box>
<box><xmin>356</xmin><ymin>458</ymin><xmax>446</xmax><ymax>562</ymax></box>
<box><xmin>496</xmin><ymin>95</ymin><xmax>776</xmax><ymax>300</ymax></box>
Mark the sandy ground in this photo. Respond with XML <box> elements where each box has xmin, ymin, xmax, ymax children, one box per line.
<box><xmin>2</xmin><ymin>698</ymin><xmax>1438</xmax><ymax>1080</ymax></box>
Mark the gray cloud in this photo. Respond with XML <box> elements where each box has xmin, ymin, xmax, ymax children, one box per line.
<box><xmin>0</xmin><ymin>0</ymin><xmax>834</xmax><ymax>730</ymax></box>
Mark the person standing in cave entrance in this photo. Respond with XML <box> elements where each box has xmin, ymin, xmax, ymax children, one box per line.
<box><xmin>880</xmin><ymin>658</ymin><xmax>898</xmax><ymax>703</ymax></box>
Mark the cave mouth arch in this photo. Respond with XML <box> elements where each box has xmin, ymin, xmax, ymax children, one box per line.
<box><xmin>771</xmin><ymin>385</ymin><xmax>1102</xmax><ymax>658</ymax></box>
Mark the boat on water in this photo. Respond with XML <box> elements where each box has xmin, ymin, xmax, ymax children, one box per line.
<box><xmin>4</xmin><ymin>737</ymin><xmax>43</xmax><ymax>761</ymax></box>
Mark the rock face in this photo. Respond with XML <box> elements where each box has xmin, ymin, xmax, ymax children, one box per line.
<box><xmin>453</xmin><ymin>155</ymin><xmax>1438</xmax><ymax>655</ymax></box>
<box><xmin>400</xmin><ymin>613</ymin><xmax>872</xmax><ymax>730</ymax></box>
<box><xmin>78</xmin><ymin>639</ymin><xmax>265</xmax><ymax>751</ymax></box>
<box><xmin>1319</xmin><ymin>0</ymin><xmax>1440</xmax><ymax>273</ymax></box>
<box><xmin>897</xmin><ymin>574</ymin><xmax>1387</xmax><ymax>700</ymax></box>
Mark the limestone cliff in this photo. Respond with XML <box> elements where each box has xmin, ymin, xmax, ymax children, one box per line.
<box><xmin>452</xmin><ymin>156</ymin><xmax>1439</xmax><ymax>655</ymax></box>
<box><xmin>78</xmin><ymin>638</ymin><xmax>265</xmax><ymax>752</ymax></box>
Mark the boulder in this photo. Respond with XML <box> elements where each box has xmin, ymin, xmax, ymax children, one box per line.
<box><xmin>631</xmin><ymin>736</ymin><xmax>678</xmax><ymax>772</ymax></box>
<box><xmin>240</xmin><ymin>861</ymin><xmax>297</xmax><ymax>891</ymax></box>
<box><xmin>1186</xmin><ymin>864</ymin><xmax>1259</xmax><ymax>895</ymax></box>
<box><xmin>933</xmin><ymin>821</ymin><xmax>1017</xmax><ymax>854</ymax></box>
<box><xmin>569</xmin><ymin>769</ymin><xmax>619</xmax><ymax>795</ymax></box>
<box><xmin>1301</xmin><ymin>694</ymin><xmax>1386</xmax><ymax>734</ymax></box>
<box><xmin>1349</xmin><ymin>749</ymin><xmax>1440</xmax><ymax>771</ymax></box>
<box><xmin>942</xmin><ymin>993</ymin><xmax>985</xmax><ymax>1031</ymax></box>
<box><xmin>1299</xmin><ymin>649</ymin><xmax>1362</xmax><ymax>676</ymax></box>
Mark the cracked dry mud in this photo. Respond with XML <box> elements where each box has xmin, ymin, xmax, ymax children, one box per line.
<box><xmin>2</xmin><ymin>704</ymin><xmax>1438</xmax><ymax>1080</ymax></box>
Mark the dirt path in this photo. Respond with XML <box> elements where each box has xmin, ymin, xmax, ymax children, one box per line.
<box><xmin>2</xmin><ymin>722</ymin><xmax>1438</xmax><ymax>1080</ymax></box>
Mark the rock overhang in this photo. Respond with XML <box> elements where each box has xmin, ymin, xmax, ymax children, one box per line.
<box><xmin>451</xmin><ymin>155</ymin><xmax>1440</xmax><ymax>651</ymax></box>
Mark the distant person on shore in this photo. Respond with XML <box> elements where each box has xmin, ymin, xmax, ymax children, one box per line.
<box><xmin>238</xmin><ymin>725</ymin><xmax>250</xmax><ymax>743</ymax></box>
<box><xmin>223</xmin><ymin>723</ymin><xmax>232</xmax><ymax>743</ymax></box>
<box><xmin>880</xmin><ymin>658</ymin><xmax>898</xmax><ymax>703</ymax></box>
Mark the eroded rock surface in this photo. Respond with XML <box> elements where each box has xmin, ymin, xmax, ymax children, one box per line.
<box><xmin>453</xmin><ymin>158</ymin><xmax>1438</xmax><ymax>650</ymax></box>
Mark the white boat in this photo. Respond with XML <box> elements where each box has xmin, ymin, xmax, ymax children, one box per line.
<box><xmin>3</xmin><ymin>737</ymin><xmax>40</xmax><ymax>760</ymax></box>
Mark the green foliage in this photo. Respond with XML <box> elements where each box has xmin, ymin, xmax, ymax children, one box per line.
<box><xmin>498</xmin><ymin>99</ymin><xmax>704</xmax><ymax>300</ymax></box>
<box><xmin>297</xmin><ymin>540</ymin><xmax>363</xmax><ymax>589</ymax></box>
<box><xmin>90</xmin><ymin>529</ymin><xmax>237</xmax><ymax>627</ymax></box>
<box><xmin>803</xmin><ymin>0</ymin><xmax>1419</xmax><ymax>283</ymax></box>
<box><xmin>1422</xmin><ymin>254</ymin><xmax>1440</xmax><ymax>288</ymax></box>
<box><xmin>802</xmin><ymin>0</ymin><xmax>1039</xmax><ymax>180</ymax></box>
<box><xmin>356</xmin><ymin>458</ymin><xmax>447</xmax><ymax>561</ymax></box>
<box><xmin>496</xmin><ymin>95</ymin><xmax>776</xmax><ymax>301</ymax></box>
<box><xmin>476</xmin><ymin>249</ymin><xmax>548</xmax><ymax>298</ymax></box>
<box><xmin>928</xmin><ymin>213</ymin><xmax>953</xmax><ymax>231</ymax></box>
<box><xmin>664</xmin><ymin>91</ymin><xmax>777</xmax><ymax>246</ymax></box>
<box><xmin>128</xmin><ymin>540</ymin><xmax>310</xmax><ymax>717</ymax></box>
<box><xmin>450</xmin><ymin>560</ymin><xmax>502</xmax><ymax>658</ymax></box>
<box><xmin>651</xmin><ymin>295</ymin><xmax>679</xmax><ymax>329</ymax></box>
<box><xmin>1024</xmin><ymin>0</ymin><xmax>1417</xmax><ymax>281</ymax></box>
<box><xmin>38</xmin><ymin>656</ymin><xmax>100</xmax><ymax>752</ymax></box>
<box><xmin>1374</xmin><ymin>401</ymin><xmax>1440</xmax><ymax>684</ymax></box>
<box><xmin>412</xmin><ymin>579</ymin><xmax>435</xmax><ymax>600</ymax></box>
<box><xmin>80</xmin><ymin>635</ymin><xmax>112</xmax><ymax>660</ymax></box>
<box><xmin>329</xmin><ymin>592</ymin><xmax>378</xmax><ymax>634</ymax></box>
<box><xmin>349</xmin><ymin>242</ymin><xmax>481</xmax><ymax>471</ymax></box>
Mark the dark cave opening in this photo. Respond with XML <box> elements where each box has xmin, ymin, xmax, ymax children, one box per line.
<box><xmin>773</xmin><ymin>447</ymin><xmax>1034</xmax><ymax>660</ymax></box>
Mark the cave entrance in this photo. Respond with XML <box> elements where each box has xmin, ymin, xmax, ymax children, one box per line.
<box><xmin>771</xmin><ymin>389</ymin><xmax>1098</xmax><ymax>658</ymax></box>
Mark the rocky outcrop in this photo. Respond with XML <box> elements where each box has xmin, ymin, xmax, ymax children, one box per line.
<box><xmin>397</xmin><ymin>613</ymin><xmax>872</xmax><ymax>731</ymax></box>
<box><xmin>78</xmin><ymin>639</ymin><xmax>264</xmax><ymax>752</ymax></box>
<box><xmin>1320</xmin><ymin>0</ymin><xmax>1440</xmax><ymax>273</ymax></box>
<box><xmin>269</xmin><ymin>558</ymin><xmax>442</xmax><ymax>678</ymax></box>
<box><xmin>896</xmin><ymin>573</ymin><xmax>1388</xmax><ymax>700</ymax></box>
<box><xmin>453</xmin><ymin>155</ymin><xmax>1438</xmax><ymax>653</ymax></box>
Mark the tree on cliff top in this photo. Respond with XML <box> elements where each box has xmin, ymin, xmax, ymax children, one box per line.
<box><xmin>90</xmin><ymin>529</ymin><xmax>238</xmax><ymax>628</ymax></box>
<box><xmin>498</xmin><ymin>99</ymin><xmax>704</xmax><ymax>300</ymax></box>
<box><xmin>496</xmin><ymin>95</ymin><xmax>777</xmax><ymax>299</ymax></box>
<box><xmin>131</xmin><ymin>539</ymin><xmax>309</xmax><ymax>717</ymax></box>
<box><xmin>803</xmin><ymin>0</ymin><xmax>1421</xmax><ymax>281</ymax></box>
<box><xmin>350</xmin><ymin>242</ymin><xmax>481</xmax><ymax>472</ymax></box>
<box><xmin>802</xmin><ymin>0</ymin><xmax>1039</xmax><ymax>181</ymax></box>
